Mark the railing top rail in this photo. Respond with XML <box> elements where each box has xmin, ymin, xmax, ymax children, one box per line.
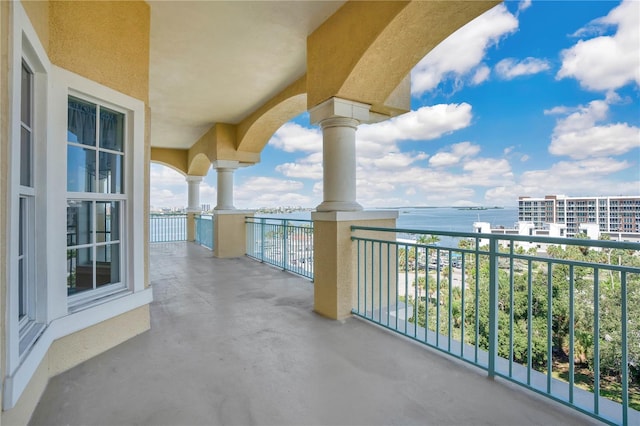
<box><xmin>351</xmin><ymin>234</ymin><xmax>640</xmax><ymax>274</ymax></box>
<box><xmin>246</xmin><ymin>216</ymin><xmax>313</xmax><ymax>225</ymax></box>
<box><xmin>351</xmin><ymin>225</ymin><xmax>640</xmax><ymax>251</ymax></box>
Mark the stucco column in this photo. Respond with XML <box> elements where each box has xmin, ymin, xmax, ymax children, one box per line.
<box><xmin>317</xmin><ymin>117</ymin><xmax>362</xmax><ymax>211</ymax></box>
<box><xmin>186</xmin><ymin>176</ymin><xmax>203</xmax><ymax>241</ymax></box>
<box><xmin>212</xmin><ymin>160</ymin><xmax>239</xmax><ymax>210</ymax></box>
<box><xmin>186</xmin><ymin>176</ymin><xmax>203</xmax><ymax>212</ymax></box>
<box><xmin>310</xmin><ymin>97</ymin><xmax>373</xmax><ymax>212</ymax></box>
<box><xmin>307</xmin><ymin>98</ymin><xmax>400</xmax><ymax>320</ymax></box>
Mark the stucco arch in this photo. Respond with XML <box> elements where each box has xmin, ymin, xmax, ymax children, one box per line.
<box><xmin>187</xmin><ymin>152</ymin><xmax>211</xmax><ymax>177</ymax></box>
<box><xmin>150</xmin><ymin>160</ymin><xmax>187</xmax><ymax>177</ymax></box>
<box><xmin>307</xmin><ymin>1</ymin><xmax>499</xmax><ymax>116</ymax></box>
<box><xmin>150</xmin><ymin>147</ymin><xmax>188</xmax><ymax>175</ymax></box>
<box><xmin>236</xmin><ymin>76</ymin><xmax>307</xmax><ymax>154</ymax></box>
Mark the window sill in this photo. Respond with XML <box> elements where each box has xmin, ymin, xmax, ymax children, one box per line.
<box><xmin>68</xmin><ymin>287</ymin><xmax>132</xmax><ymax>314</ymax></box>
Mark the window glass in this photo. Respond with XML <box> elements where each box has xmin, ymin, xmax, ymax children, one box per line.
<box><xmin>21</xmin><ymin>63</ymin><xmax>31</xmax><ymax>126</ymax></box>
<box><xmin>68</xmin><ymin>97</ymin><xmax>96</xmax><ymax>146</ymax></box>
<box><xmin>67</xmin><ymin>200</ymin><xmax>93</xmax><ymax>246</ymax></box>
<box><xmin>96</xmin><ymin>201</ymin><xmax>119</xmax><ymax>243</ymax></box>
<box><xmin>67</xmin><ymin>145</ymin><xmax>96</xmax><ymax>192</ymax></box>
<box><xmin>67</xmin><ymin>247</ymin><xmax>93</xmax><ymax>295</ymax></box>
<box><xmin>18</xmin><ymin>258</ymin><xmax>25</xmax><ymax>319</ymax></box>
<box><xmin>98</xmin><ymin>152</ymin><xmax>123</xmax><ymax>194</ymax></box>
<box><xmin>20</xmin><ymin>126</ymin><xmax>32</xmax><ymax>187</ymax></box>
<box><xmin>96</xmin><ymin>244</ymin><xmax>119</xmax><ymax>287</ymax></box>
<box><xmin>99</xmin><ymin>107</ymin><xmax>124</xmax><ymax>152</ymax></box>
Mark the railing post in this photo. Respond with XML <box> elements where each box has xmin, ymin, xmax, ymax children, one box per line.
<box><xmin>283</xmin><ymin>220</ymin><xmax>288</xmax><ymax>271</ymax></box>
<box><xmin>488</xmin><ymin>237</ymin><xmax>499</xmax><ymax>378</ymax></box>
<box><xmin>260</xmin><ymin>218</ymin><xmax>265</xmax><ymax>263</ymax></box>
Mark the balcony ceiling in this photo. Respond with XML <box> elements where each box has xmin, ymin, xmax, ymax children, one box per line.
<box><xmin>148</xmin><ymin>1</ymin><xmax>346</xmax><ymax>150</ymax></box>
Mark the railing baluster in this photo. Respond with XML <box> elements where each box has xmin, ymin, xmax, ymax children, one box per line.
<box><xmin>436</xmin><ymin>248</ymin><xmax>441</xmax><ymax>347</ymax></box>
<box><xmin>488</xmin><ymin>237</ymin><xmax>499</xmax><ymax>378</ymax></box>
<box><xmin>569</xmin><ymin>265</ymin><xmax>575</xmax><ymax>404</ymax></box>
<box><xmin>621</xmin><ymin>271</ymin><xmax>628</xmax><ymax>426</ymax></box>
<box><xmin>509</xmin><ymin>242</ymin><xmax>514</xmax><ymax>378</ymax></box>
<box><xmin>527</xmin><ymin>259</ymin><xmax>532</xmax><ymax>386</ymax></box>
<box><xmin>460</xmin><ymin>252</ymin><xmax>466</xmax><ymax>358</ymax></box>
<box><xmin>546</xmin><ymin>262</ymin><xmax>553</xmax><ymax>395</ymax></box>
<box><xmin>594</xmin><ymin>268</ymin><xmax>600</xmax><ymax>415</ymax></box>
<box><xmin>448</xmin><ymin>248</ymin><xmax>453</xmax><ymax>352</ymax></box>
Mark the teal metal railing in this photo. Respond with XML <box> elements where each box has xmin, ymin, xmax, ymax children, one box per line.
<box><xmin>351</xmin><ymin>226</ymin><xmax>639</xmax><ymax>426</ymax></box>
<box><xmin>149</xmin><ymin>214</ymin><xmax>187</xmax><ymax>242</ymax></box>
<box><xmin>195</xmin><ymin>215</ymin><xmax>214</xmax><ymax>249</ymax></box>
<box><xmin>246</xmin><ymin>217</ymin><xmax>314</xmax><ymax>280</ymax></box>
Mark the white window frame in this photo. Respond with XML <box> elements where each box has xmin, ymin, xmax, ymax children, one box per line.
<box><xmin>6</xmin><ymin>5</ymin><xmax>50</xmax><ymax>373</ymax></box>
<box><xmin>65</xmin><ymin>92</ymin><xmax>129</xmax><ymax>309</ymax></box>
<box><xmin>54</xmin><ymin>77</ymin><xmax>145</xmax><ymax>311</ymax></box>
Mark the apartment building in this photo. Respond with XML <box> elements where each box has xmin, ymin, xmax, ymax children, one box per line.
<box><xmin>518</xmin><ymin>195</ymin><xmax>640</xmax><ymax>237</ymax></box>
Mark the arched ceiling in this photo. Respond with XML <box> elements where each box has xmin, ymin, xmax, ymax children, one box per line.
<box><xmin>148</xmin><ymin>1</ymin><xmax>346</xmax><ymax>150</ymax></box>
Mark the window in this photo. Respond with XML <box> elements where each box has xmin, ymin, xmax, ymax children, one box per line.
<box><xmin>66</xmin><ymin>95</ymin><xmax>125</xmax><ymax>300</ymax></box>
<box><xmin>18</xmin><ymin>61</ymin><xmax>37</xmax><ymax>331</ymax></box>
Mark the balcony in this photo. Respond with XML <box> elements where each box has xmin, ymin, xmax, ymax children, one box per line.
<box><xmin>30</xmin><ymin>240</ymin><xmax>622</xmax><ymax>425</ymax></box>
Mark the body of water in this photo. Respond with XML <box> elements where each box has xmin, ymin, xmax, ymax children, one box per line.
<box><xmin>150</xmin><ymin>208</ymin><xmax>519</xmax><ymax>246</ymax></box>
<box><xmin>261</xmin><ymin>207</ymin><xmax>518</xmax><ymax>248</ymax></box>
<box><xmin>263</xmin><ymin>207</ymin><xmax>517</xmax><ymax>232</ymax></box>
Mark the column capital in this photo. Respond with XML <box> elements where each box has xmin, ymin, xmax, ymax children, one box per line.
<box><xmin>309</xmin><ymin>97</ymin><xmax>371</xmax><ymax>125</ymax></box>
<box><xmin>185</xmin><ymin>175</ymin><xmax>203</xmax><ymax>184</ymax></box>
<box><xmin>319</xmin><ymin>116</ymin><xmax>359</xmax><ymax>130</ymax></box>
<box><xmin>211</xmin><ymin>160</ymin><xmax>239</xmax><ymax>170</ymax></box>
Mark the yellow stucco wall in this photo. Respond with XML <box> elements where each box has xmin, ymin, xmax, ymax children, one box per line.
<box><xmin>314</xmin><ymin>218</ymin><xmax>397</xmax><ymax>320</ymax></box>
<box><xmin>48</xmin><ymin>1</ymin><xmax>150</xmax><ymax>103</ymax></box>
<box><xmin>214</xmin><ymin>213</ymin><xmax>253</xmax><ymax>258</ymax></box>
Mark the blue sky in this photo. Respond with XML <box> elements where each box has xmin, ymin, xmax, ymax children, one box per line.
<box><xmin>150</xmin><ymin>0</ymin><xmax>639</xmax><ymax>210</ymax></box>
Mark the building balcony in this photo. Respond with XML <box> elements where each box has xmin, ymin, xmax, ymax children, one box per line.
<box><xmin>30</xmin><ymin>241</ymin><xmax>624</xmax><ymax>425</ymax></box>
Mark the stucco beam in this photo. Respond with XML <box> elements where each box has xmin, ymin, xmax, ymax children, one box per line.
<box><xmin>150</xmin><ymin>147</ymin><xmax>188</xmax><ymax>175</ymax></box>
<box><xmin>307</xmin><ymin>0</ymin><xmax>499</xmax><ymax>115</ymax></box>
<box><xmin>189</xmin><ymin>123</ymin><xmax>259</xmax><ymax>173</ymax></box>
<box><xmin>236</xmin><ymin>75</ymin><xmax>307</xmax><ymax>154</ymax></box>
<box><xmin>307</xmin><ymin>0</ymin><xmax>409</xmax><ymax>112</ymax></box>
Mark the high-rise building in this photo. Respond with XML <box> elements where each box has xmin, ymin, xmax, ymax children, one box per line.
<box><xmin>518</xmin><ymin>195</ymin><xmax>640</xmax><ymax>237</ymax></box>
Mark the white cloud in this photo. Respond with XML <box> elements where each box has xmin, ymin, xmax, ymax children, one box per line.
<box><xmin>547</xmin><ymin>97</ymin><xmax>640</xmax><ymax>159</ymax></box>
<box><xmin>235</xmin><ymin>176</ymin><xmax>313</xmax><ymax>208</ymax></box>
<box><xmin>517</xmin><ymin>0</ymin><xmax>532</xmax><ymax>15</ymax></box>
<box><xmin>275</xmin><ymin>160</ymin><xmax>323</xmax><ymax>180</ymax></box>
<box><xmin>150</xmin><ymin>164</ymin><xmax>189</xmax><ymax>208</ymax></box>
<box><xmin>429</xmin><ymin>142</ymin><xmax>481</xmax><ymax>167</ymax></box>
<box><xmin>471</xmin><ymin>65</ymin><xmax>491</xmax><ymax>85</ymax></box>
<box><xmin>513</xmin><ymin>158</ymin><xmax>638</xmax><ymax>197</ymax></box>
<box><xmin>359</xmin><ymin>103</ymin><xmax>473</xmax><ymax>145</ymax></box>
<box><xmin>411</xmin><ymin>4</ymin><xmax>518</xmax><ymax>95</ymax></box>
<box><xmin>495</xmin><ymin>57</ymin><xmax>550</xmax><ymax>80</ymax></box>
<box><xmin>150</xmin><ymin>163</ymin><xmax>187</xmax><ymax>187</ymax></box>
<box><xmin>557</xmin><ymin>0</ymin><xmax>640</xmax><ymax>91</ymax></box>
<box><xmin>268</xmin><ymin>122</ymin><xmax>322</xmax><ymax>153</ymax></box>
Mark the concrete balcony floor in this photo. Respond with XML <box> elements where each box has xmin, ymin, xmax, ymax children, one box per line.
<box><xmin>31</xmin><ymin>242</ymin><xmax>600</xmax><ymax>425</ymax></box>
